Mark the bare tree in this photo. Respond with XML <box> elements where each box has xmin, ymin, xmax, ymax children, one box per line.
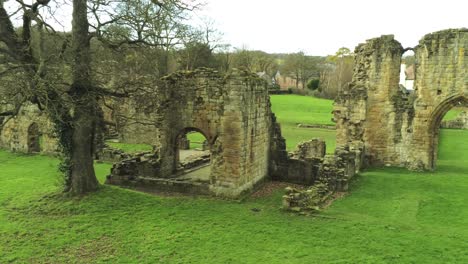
<box><xmin>0</xmin><ymin>0</ymin><xmax>199</xmax><ymax>195</ymax></box>
<box><xmin>281</xmin><ymin>52</ymin><xmax>322</xmax><ymax>89</ymax></box>
<box><xmin>177</xmin><ymin>18</ymin><xmax>224</xmax><ymax>70</ymax></box>
<box><xmin>318</xmin><ymin>47</ymin><xmax>354</xmax><ymax>99</ymax></box>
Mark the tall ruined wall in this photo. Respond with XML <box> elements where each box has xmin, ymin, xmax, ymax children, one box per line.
<box><xmin>154</xmin><ymin>69</ymin><xmax>272</xmax><ymax>196</ymax></box>
<box><xmin>335</xmin><ymin>35</ymin><xmax>414</xmax><ymax>166</ymax></box>
<box><xmin>110</xmin><ymin>97</ymin><xmax>161</xmax><ymax>146</ymax></box>
<box><xmin>0</xmin><ymin>104</ymin><xmax>57</xmax><ymax>153</ymax></box>
<box><xmin>335</xmin><ymin>28</ymin><xmax>467</xmax><ymax>170</ymax></box>
<box><xmin>408</xmin><ymin>29</ymin><xmax>468</xmax><ymax>169</ymax></box>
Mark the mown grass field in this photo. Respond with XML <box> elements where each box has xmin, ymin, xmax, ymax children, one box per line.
<box><xmin>1</xmin><ymin>95</ymin><xmax>468</xmax><ymax>263</ymax></box>
<box><xmin>270</xmin><ymin>95</ymin><xmax>336</xmax><ymax>151</ymax></box>
<box><xmin>443</xmin><ymin>107</ymin><xmax>464</xmax><ymax>121</ymax></box>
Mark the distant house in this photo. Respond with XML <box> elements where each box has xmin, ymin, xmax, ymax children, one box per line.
<box><xmin>274</xmin><ymin>71</ymin><xmax>303</xmax><ymax>90</ymax></box>
<box><xmin>399</xmin><ymin>64</ymin><xmax>414</xmax><ymax>90</ymax></box>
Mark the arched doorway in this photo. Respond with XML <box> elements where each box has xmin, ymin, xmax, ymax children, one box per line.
<box><xmin>27</xmin><ymin>123</ymin><xmax>41</xmax><ymax>153</ymax></box>
<box><xmin>428</xmin><ymin>95</ymin><xmax>468</xmax><ymax>169</ymax></box>
<box><xmin>174</xmin><ymin>127</ymin><xmax>213</xmax><ymax>183</ymax></box>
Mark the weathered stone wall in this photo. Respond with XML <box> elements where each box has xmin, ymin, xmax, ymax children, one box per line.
<box><xmin>269</xmin><ymin>114</ymin><xmax>289</xmax><ymax>181</ymax></box>
<box><xmin>271</xmin><ymin>138</ymin><xmax>358</xmax><ymax>192</ymax></box>
<box><xmin>0</xmin><ymin>104</ymin><xmax>57</xmax><ymax>153</ymax></box>
<box><xmin>409</xmin><ymin>29</ymin><xmax>467</xmax><ymax>169</ymax></box>
<box><xmin>111</xmin><ymin>97</ymin><xmax>162</xmax><ymax>145</ymax></box>
<box><xmin>108</xmin><ymin>68</ymin><xmax>275</xmax><ymax>197</ymax></box>
<box><xmin>335</xmin><ymin>28</ymin><xmax>467</xmax><ymax>170</ymax></box>
<box><xmin>159</xmin><ymin>69</ymin><xmax>272</xmax><ymax>197</ymax></box>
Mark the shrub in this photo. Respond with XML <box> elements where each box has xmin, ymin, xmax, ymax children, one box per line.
<box><xmin>307</xmin><ymin>79</ymin><xmax>320</xmax><ymax>90</ymax></box>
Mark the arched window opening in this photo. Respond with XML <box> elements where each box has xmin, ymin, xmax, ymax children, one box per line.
<box><xmin>399</xmin><ymin>50</ymin><xmax>415</xmax><ymax>91</ymax></box>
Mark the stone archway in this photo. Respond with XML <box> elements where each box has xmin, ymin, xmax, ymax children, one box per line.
<box><xmin>334</xmin><ymin>28</ymin><xmax>467</xmax><ymax>171</ymax></box>
<box><xmin>427</xmin><ymin>95</ymin><xmax>468</xmax><ymax>169</ymax></box>
<box><xmin>174</xmin><ymin>127</ymin><xmax>213</xmax><ymax>172</ymax></box>
<box><xmin>27</xmin><ymin>122</ymin><xmax>41</xmax><ymax>153</ymax></box>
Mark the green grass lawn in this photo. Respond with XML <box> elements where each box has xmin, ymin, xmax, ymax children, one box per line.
<box><xmin>1</xmin><ymin>129</ymin><xmax>467</xmax><ymax>263</ymax></box>
<box><xmin>443</xmin><ymin>107</ymin><xmax>464</xmax><ymax>121</ymax></box>
<box><xmin>270</xmin><ymin>95</ymin><xmax>336</xmax><ymax>152</ymax></box>
<box><xmin>270</xmin><ymin>95</ymin><xmax>335</xmax><ymax>126</ymax></box>
<box><xmin>187</xmin><ymin>132</ymin><xmax>206</xmax><ymax>149</ymax></box>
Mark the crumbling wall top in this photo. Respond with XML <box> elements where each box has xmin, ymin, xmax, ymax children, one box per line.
<box><xmin>161</xmin><ymin>67</ymin><xmax>267</xmax><ymax>87</ymax></box>
<box><xmin>354</xmin><ymin>34</ymin><xmax>403</xmax><ymax>55</ymax></box>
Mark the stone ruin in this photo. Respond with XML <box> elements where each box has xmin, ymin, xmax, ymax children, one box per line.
<box><xmin>0</xmin><ymin>72</ymin><xmax>354</xmax><ymax>201</ymax></box>
<box><xmin>106</xmin><ymin>69</ymin><xmax>285</xmax><ymax>197</ymax></box>
<box><xmin>0</xmin><ymin>104</ymin><xmax>57</xmax><ymax>153</ymax></box>
<box><xmin>2</xmin><ymin>28</ymin><xmax>465</xmax><ymax>199</ymax></box>
<box><xmin>335</xmin><ymin>28</ymin><xmax>467</xmax><ymax>171</ymax></box>
<box><xmin>281</xmin><ymin>28</ymin><xmax>467</xmax><ymax>212</ymax></box>
<box><xmin>105</xmin><ymin>68</ymin><xmax>358</xmax><ymax>197</ymax></box>
<box><xmin>270</xmin><ymin>138</ymin><xmax>358</xmax><ymax>191</ymax></box>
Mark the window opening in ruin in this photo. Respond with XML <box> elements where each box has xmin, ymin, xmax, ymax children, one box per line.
<box><xmin>431</xmin><ymin>98</ymin><xmax>468</xmax><ymax>169</ymax></box>
<box><xmin>27</xmin><ymin>123</ymin><xmax>42</xmax><ymax>153</ymax></box>
<box><xmin>399</xmin><ymin>50</ymin><xmax>415</xmax><ymax>91</ymax></box>
<box><xmin>176</xmin><ymin>129</ymin><xmax>211</xmax><ymax>182</ymax></box>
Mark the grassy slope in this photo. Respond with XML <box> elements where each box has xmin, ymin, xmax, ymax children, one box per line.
<box><xmin>270</xmin><ymin>95</ymin><xmax>336</xmax><ymax>151</ymax></box>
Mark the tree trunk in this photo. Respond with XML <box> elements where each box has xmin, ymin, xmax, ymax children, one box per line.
<box><xmin>69</xmin><ymin>104</ymin><xmax>99</xmax><ymax>194</ymax></box>
<box><xmin>67</xmin><ymin>0</ymin><xmax>99</xmax><ymax>194</ymax></box>
<box><xmin>295</xmin><ymin>73</ymin><xmax>300</xmax><ymax>89</ymax></box>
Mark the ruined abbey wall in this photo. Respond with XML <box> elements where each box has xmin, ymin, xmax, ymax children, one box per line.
<box><xmin>109</xmin><ymin>98</ymin><xmax>161</xmax><ymax>146</ymax></box>
<box><xmin>0</xmin><ymin>104</ymin><xmax>57</xmax><ymax>153</ymax></box>
<box><xmin>335</xmin><ymin>28</ymin><xmax>467</xmax><ymax>170</ymax></box>
<box><xmin>107</xmin><ymin>69</ymin><xmax>278</xmax><ymax>197</ymax></box>
<box><xmin>157</xmin><ymin>69</ymin><xmax>273</xmax><ymax>196</ymax></box>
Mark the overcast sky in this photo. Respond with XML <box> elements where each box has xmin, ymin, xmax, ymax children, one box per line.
<box><xmin>6</xmin><ymin>0</ymin><xmax>466</xmax><ymax>56</ymax></box>
<box><xmin>196</xmin><ymin>0</ymin><xmax>467</xmax><ymax>55</ymax></box>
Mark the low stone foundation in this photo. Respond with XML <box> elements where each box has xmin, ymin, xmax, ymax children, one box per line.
<box><xmin>96</xmin><ymin>144</ymin><xmax>144</xmax><ymax>163</ymax></box>
<box><xmin>105</xmin><ymin>150</ymin><xmax>214</xmax><ymax>195</ymax></box>
<box><xmin>179</xmin><ymin>150</ymin><xmax>210</xmax><ymax>170</ymax></box>
<box><xmin>282</xmin><ymin>183</ymin><xmax>330</xmax><ymax>213</ymax></box>
<box><xmin>107</xmin><ymin>152</ymin><xmax>163</xmax><ymax>179</ymax></box>
<box><xmin>296</xmin><ymin>124</ymin><xmax>336</xmax><ymax>130</ymax></box>
<box><xmin>271</xmin><ymin>139</ymin><xmax>362</xmax><ymax>193</ymax></box>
